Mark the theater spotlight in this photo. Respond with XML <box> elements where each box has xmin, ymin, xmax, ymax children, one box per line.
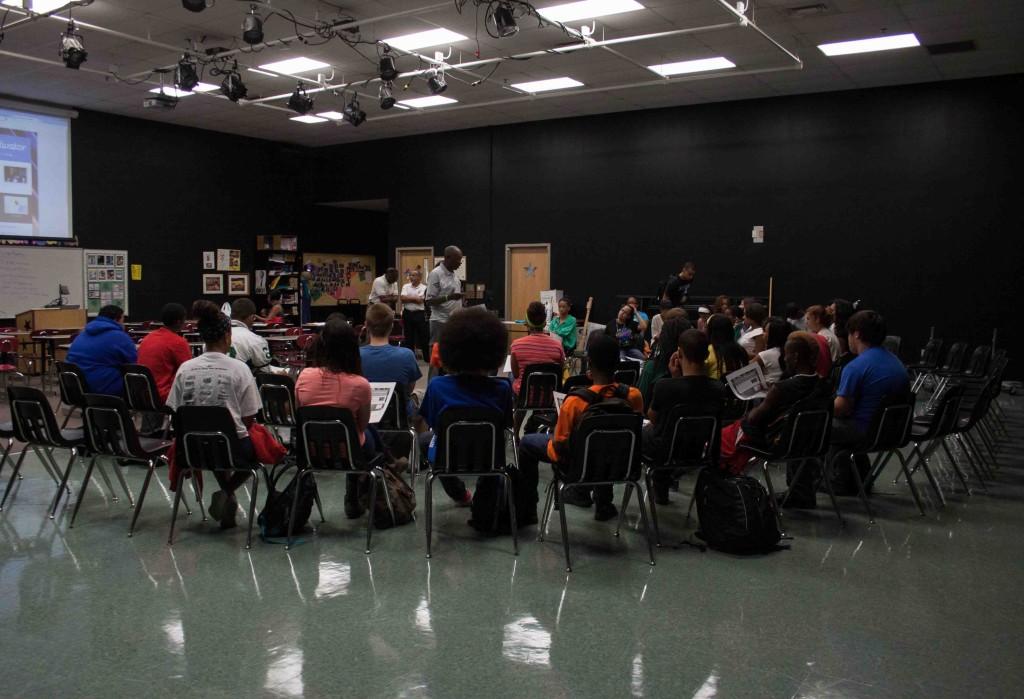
<box><xmin>242</xmin><ymin>4</ymin><xmax>264</xmax><ymax>45</ymax></box>
<box><xmin>427</xmin><ymin>69</ymin><xmax>447</xmax><ymax>94</ymax></box>
<box><xmin>379</xmin><ymin>82</ymin><xmax>396</xmax><ymax>110</ymax></box>
<box><xmin>379</xmin><ymin>51</ymin><xmax>398</xmax><ymax>82</ymax></box>
<box><xmin>491</xmin><ymin>2</ymin><xmax>519</xmax><ymax>38</ymax></box>
<box><xmin>182</xmin><ymin>0</ymin><xmax>213</xmax><ymax>11</ymax></box>
<box><xmin>287</xmin><ymin>82</ymin><xmax>315</xmax><ymax>115</ymax></box>
<box><xmin>343</xmin><ymin>95</ymin><xmax>366</xmax><ymax>126</ymax></box>
<box><xmin>220</xmin><ymin>66</ymin><xmax>247</xmax><ymax>102</ymax></box>
<box><xmin>175</xmin><ymin>55</ymin><xmax>199</xmax><ymax>92</ymax></box>
<box><xmin>59</xmin><ymin>20</ymin><xmax>87</xmax><ymax>70</ymax></box>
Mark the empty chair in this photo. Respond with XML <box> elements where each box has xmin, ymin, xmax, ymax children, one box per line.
<box><xmin>908</xmin><ymin>338</ymin><xmax>944</xmax><ymax>393</ymax></box>
<box><xmin>514</xmin><ymin>362</ymin><xmax>563</xmax><ymax>434</ymax></box>
<box><xmin>121</xmin><ymin>363</ymin><xmax>174</xmax><ymax>437</ymax></box>
<box><xmin>55</xmin><ymin>361</ymin><xmax>90</xmax><ymax>428</ymax></box>
<box><xmin>2</xmin><ymin>385</ymin><xmax>87</xmax><ymax>518</ymax></box>
<box><xmin>903</xmin><ymin>383</ymin><xmax>970</xmax><ymax>504</ymax></box>
<box><xmin>425</xmin><ymin>408</ymin><xmax>518</xmax><ymax>559</ymax></box>
<box><xmin>0</xmin><ymin>337</ymin><xmax>26</xmax><ymax>396</ymax></box>
<box><xmin>537</xmin><ymin>406</ymin><xmax>654</xmax><ymax>572</ymax></box>
<box><xmin>0</xmin><ymin>420</ymin><xmax>15</xmax><ymax>481</ymax></box>
<box><xmin>75</xmin><ymin>394</ymin><xmax>177</xmax><ymax>535</ymax></box>
<box><xmin>882</xmin><ymin>335</ymin><xmax>902</xmax><ymax>358</ymax></box>
<box><xmin>613</xmin><ymin>360</ymin><xmax>641</xmax><ymax>387</ymax></box>
<box><xmin>291</xmin><ymin>406</ymin><xmax>391</xmax><ymax>552</ymax></box>
<box><xmin>256</xmin><ymin>373</ymin><xmax>297</xmax><ymax>442</ymax></box>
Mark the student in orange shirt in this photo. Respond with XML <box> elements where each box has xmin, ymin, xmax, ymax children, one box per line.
<box><xmin>516</xmin><ymin>333</ymin><xmax>644</xmax><ymax>522</ymax></box>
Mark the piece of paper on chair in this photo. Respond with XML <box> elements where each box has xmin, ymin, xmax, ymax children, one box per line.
<box><xmin>726</xmin><ymin>363</ymin><xmax>768</xmax><ymax>401</ymax></box>
<box><xmin>502</xmin><ymin>355</ymin><xmax>512</xmax><ymax>375</ymax></box>
<box><xmin>369</xmin><ymin>382</ymin><xmax>397</xmax><ymax>424</ymax></box>
<box><xmin>553</xmin><ymin>391</ymin><xmax>566</xmax><ymax>414</ymax></box>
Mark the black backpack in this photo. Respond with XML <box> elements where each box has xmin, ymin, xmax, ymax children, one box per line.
<box><xmin>258</xmin><ymin>465</ymin><xmax>317</xmax><ymax>541</ymax></box>
<box><xmin>694</xmin><ymin>467</ymin><xmax>782</xmax><ymax>554</ymax></box>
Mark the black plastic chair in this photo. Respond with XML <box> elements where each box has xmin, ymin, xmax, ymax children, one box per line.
<box><xmin>514</xmin><ymin>362</ymin><xmax>563</xmax><ymax>435</ymax></box>
<box><xmin>76</xmin><ymin>394</ymin><xmax>178</xmax><ymax>536</ymax></box>
<box><xmin>426</xmin><ymin>408</ymin><xmax>517</xmax><ymax>559</ymax></box>
<box><xmin>908</xmin><ymin>338</ymin><xmax>944</xmax><ymax>393</ymax></box>
<box><xmin>2</xmin><ymin>385</ymin><xmax>87</xmax><ymax>518</ymax></box>
<box><xmin>537</xmin><ymin>408</ymin><xmax>654</xmax><ymax>572</ymax></box>
<box><xmin>882</xmin><ymin>335</ymin><xmax>902</xmax><ymax>358</ymax></box>
<box><xmin>562</xmin><ymin>374</ymin><xmax>594</xmax><ymax>393</ymax></box>
<box><xmin>375</xmin><ymin>383</ymin><xmax>420</xmax><ymax>483</ymax></box>
<box><xmin>0</xmin><ymin>420</ymin><xmax>15</xmax><ymax>484</ymax></box>
<box><xmin>256</xmin><ymin>373</ymin><xmax>297</xmax><ymax>443</ymax></box>
<box><xmin>122</xmin><ymin>363</ymin><xmax>174</xmax><ymax>438</ymax></box>
<box><xmin>613</xmin><ymin>361</ymin><xmax>641</xmax><ymax>387</ymax></box>
<box><xmin>291</xmin><ymin>406</ymin><xmax>389</xmax><ymax>553</ymax></box>
<box><xmin>56</xmin><ymin>361</ymin><xmax>90</xmax><ymax>429</ymax></box>
<box><xmin>169</xmin><ymin>406</ymin><xmax>266</xmax><ymax>549</ymax></box>
<box><xmin>902</xmin><ymin>383</ymin><xmax>969</xmax><ymax>504</ymax></box>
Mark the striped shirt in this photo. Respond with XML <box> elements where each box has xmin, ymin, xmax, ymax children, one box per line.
<box><xmin>510</xmin><ymin>332</ymin><xmax>565</xmax><ymax>394</ymax></box>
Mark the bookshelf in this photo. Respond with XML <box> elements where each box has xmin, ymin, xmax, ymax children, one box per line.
<box><xmin>255</xmin><ymin>235</ymin><xmax>300</xmax><ymax>323</ymax></box>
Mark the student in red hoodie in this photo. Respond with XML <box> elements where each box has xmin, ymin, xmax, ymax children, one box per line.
<box><xmin>137</xmin><ymin>303</ymin><xmax>192</xmax><ymax>433</ymax></box>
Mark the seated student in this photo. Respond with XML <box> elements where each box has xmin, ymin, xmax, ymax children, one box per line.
<box><xmin>829</xmin><ymin>298</ymin><xmax>856</xmax><ymax>360</ymax></box>
<box><xmin>728</xmin><ymin>305</ymin><xmax>744</xmax><ymax>340</ymax></box>
<box><xmin>166</xmin><ymin>301</ymin><xmax>262</xmax><ymax>529</ymax></box>
<box><xmin>511</xmin><ymin>301</ymin><xmax>565</xmax><ymax>395</ymax></box>
<box><xmin>643</xmin><ymin>329</ymin><xmax>725</xmax><ymax>504</ymax></box>
<box><xmin>548</xmin><ymin>297</ymin><xmax>578</xmax><ymax>356</ymax></box>
<box><xmin>738</xmin><ymin>302</ymin><xmax>768</xmax><ymax>357</ymax></box>
<box><xmin>638</xmin><ymin>316</ymin><xmax>691</xmax><ymax>410</ymax></box>
<box><xmin>784</xmin><ymin>302</ymin><xmax>806</xmax><ymax>331</ymax></box>
<box><xmin>805</xmin><ymin>304</ymin><xmax>840</xmax><ymax>362</ymax></box>
<box><xmin>627</xmin><ymin>296</ymin><xmax>650</xmax><ymax>334</ymax></box>
<box><xmin>259</xmin><ymin>289</ymin><xmax>284</xmax><ymax>322</ymax></box>
<box><xmin>605</xmin><ymin>304</ymin><xmax>646</xmax><ymax>361</ymax></box>
<box><xmin>720</xmin><ymin>333</ymin><xmax>826</xmax><ymax>484</ymax></box>
<box><xmin>649</xmin><ymin>299</ymin><xmax>673</xmax><ymax>341</ymax></box>
<box><xmin>517</xmin><ymin>333</ymin><xmax>644</xmax><ymax>522</ymax></box>
<box><xmin>753</xmin><ymin>317</ymin><xmax>790</xmax><ymax>386</ymax></box>
<box><xmin>705</xmin><ymin>313</ymin><xmax>749</xmax><ymax>380</ymax></box>
<box><xmin>359</xmin><ymin>303</ymin><xmax>421</xmax><ymax>415</ymax></box>
<box><xmin>295</xmin><ymin>317</ymin><xmax>376</xmax><ymax>518</ymax></box>
<box><xmin>419</xmin><ymin>307</ymin><xmax>515</xmax><ymax>508</ymax></box>
<box><xmin>712</xmin><ymin>294</ymin><xmax>732</xmax><ymax>315</ymax></box>
<box><xmin>66</xmin><ymin>304</ymin><xmax>137</xmax><ymax>396</ymax></box>
<box><xmin>136</xmin><ymin>302</ymin><xmax>192</xmax><ymax>433</ymax></box>
<box><xmin>230</xmin><ymin>298</ymin><xmax>285</xmax><ymax>375</ymax></box>
<box><xmin>696</xmin><ymin>305</ymin><xmax>711</xmax><ymax>333</ymax></box>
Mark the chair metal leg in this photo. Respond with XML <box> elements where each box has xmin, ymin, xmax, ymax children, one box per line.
<box><xmin>504</xmin><ymin>472</ymin><xmax>518</xmax><ymax>556</ymax></box>
<box><xmin>910</xmin><ymin>444</ymin><xmax>945</xmax><ymax>507</ymax></box>
<box><xmin>424</xmin><ymin>473</ymin><xmax>434</xmax><ymax>558</ymax></box>
<box><xmin>167</xmin><ymin>470</ymin><xmax>188</xmax><ymax>545</ymax></box>
<box><xmin>95</xmin><ymin>461</ymin><xmax>119</xmax><ymax>503</ymax></box>
<box><xmin>954</xmin><ymin>435</ymin><xmax>988</xmax><ymax>489</ymax></box>
<box><xmin>537</xmin><ymin>479</ymin><xmax>555</xmax><ymax>542</ymax></box>
<box><xmin>819</xmin><ymin>457</ymin><xmax>844</xmax><ymax>527</ymax></box>
<box><xmin>896</xmin><ymin>450</ymin><xmax>926</xmax><ymax>516</ymax></box>
<box><xmin>0</xmin><ymin>439</ymin><xmax>13</xmax><ymax>481</ymax></box>
<box><xmin>313</xmin><ymin>482</ymin><xmax>326</xmax><ymax>523</ymax></box>
<box><xmin>69</xmin><ymin>456</ymin><xmax>98</xmax><ymax>528</ymax></box>
<box><xmin>0</xmin><ymin>449</ymin><xmax>29</xmax><ymax>510</ymax></box>
<box><xmin>644</xmin><ymin>471</ymin><xmax>663</xmax><ymax>546</ymax></box>
<box><xmin>685</xmin><ymin>488</ymin><xmax>697</xmax><ymax>525</ymax></box>
<box><xmin>632</xmin><ymin>479</ymin><xmax>656</xmax><ymax>566</ymax></box>
<box><xmin>557</xmin><ymin>482</ymin><xmax>572</xmax><ymax>572</ymax></box>
<box><xmin>760</xmin><ymin>459</ymin><xmax>784</xmax><ymax>534</ymax></box>
<box><xmin>245</xmin><ymin>472</ymin><xmax>259</xmax><ymax>550</ymax></box>
<box><xmin>847</xmin><ymin>452</ymin><xmax>875</xmax><ymax>523</ymax></box>
<box><xmin>365</xmin><ymin>471</ymin><xmax>378</xmax><ymax>554</ymax></box>
<box><xmin>40</xmin><ymin>447</ymin><xmax>68</xmax><ymax>490</ymax></box>
<box><xmin>111</xmin><ymin>459</ymin><xmax>135</xmax><ymax>506</ymax></box>
<box><xmin>615</xmin><ymin>482</ymin><xmax>633</xmax><ymax>539</ymax></box>
<box><xmin>128</xmin><ymin>460</ymin><xmax>156</xmax><ymax>537</ymax></box>
<box><xmin>49</xmin><ymin>448</ymin><xmax>77</xmax><ymax>519</ymax></box>
<box><xmin>285</xmin><ymin>470</ymin><xmax>306</xmax><ymax>551</ymax></box>
<box><xmin>940</xmin><ymin>439</ymin><xmax>972</xmax><ymax>494</ymax></box>
<box><xmin>190</xmin><ymin>474</ymin><xmax>207</xmax><ymax>521</ymax></box>
<box><xmin>963</xmin><ymin>433</ymin><xmax>993</xmax><ymax>479</ymax></box>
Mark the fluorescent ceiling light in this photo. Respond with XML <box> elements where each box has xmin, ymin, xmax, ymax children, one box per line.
<box><xmin>31</xmin><ymin>0</ymin><xmax>70</xmax><ymax>11</ymax></box>
<box><xmin>290</xmin><ymin>115</ymin><xmax>328</xmax><ymax>124</ymax></box>
<box><xmin>258</xmin><ymin>57</ymin><xmax>331</xmax><ymax>75</ymax></box>
<box><xmin>316</xmin><ymin>111</ymin><xmax>345</xmax><ymax>120</ymax></box>
<box><xmin>381</xmin><ymin>28</ymin><xmax>468</xmax><ymax>52</ymax></box>
<box><xmin>818</xmin><ymin>33</ymin><xmax>920</xmax><ymax>56</ymax></box>
<box><xmin>247</xmin><ymin>68</ymin><xmax>279</xmax><ymax>77</ymax></box>
<box><xmin>537</xmin><ymin>0</ymin><xmax>644</xmax><ymax>24</ymax></box>
<box><xmin>510</xmin><ymin>77</ymin><xmax>585</xmax><ymax>93</ymax></box>
<box><xmin>398</xmin><ymin>95</ymin><xmax>458</xmax><ymax>109</ymax></box>
<box><xmin>149</xmin><ymin>83</ymin><xmax>219</xmax><ymax>98</ymax></box>
<box><xmin>648</xmin><ymin>56</ymin><xmax>736</xmax><ymax>76</ymax></box>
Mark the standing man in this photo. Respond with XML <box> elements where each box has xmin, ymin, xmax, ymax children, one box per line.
<box><xmin>400</xmin><ymin>268</ymin><xmax>429</xmax><ymax>360</ymax></box>
<box><xmin>369</xmin><ymin>267</ymin><xmax>400</xmax><ymax>309</ymax></box>
<box><xmin>425</xmin><ymin>246</ymin><xmax>464</xmax><ymax>377</ymax></box>
<box><xmin>662</xmin><ymin>261</ymin><xmax>696</xmax><ymax>308</ymax></box>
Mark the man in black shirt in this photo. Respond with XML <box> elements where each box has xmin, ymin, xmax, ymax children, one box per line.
<box><xmin>643</xmin><ymin>328</ymin><xmax>725</xmax><ymax>504</ymax></box>
<box><xmin>662</xmin><ymin>261</ymin><xmax>696</xmax><ymax>308</ymax></box>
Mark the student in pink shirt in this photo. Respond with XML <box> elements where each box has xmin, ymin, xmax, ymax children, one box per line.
<box><xmin>295</xmin><ymin>317</ymin><xmax>375</xmax><ymax>518</ymax></box>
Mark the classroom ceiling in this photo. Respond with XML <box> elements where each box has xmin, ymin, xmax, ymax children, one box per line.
<box><xmin>0</xmin><ymin>0</ymin><xmax>1021</xmax><ymax>146</ymax></box>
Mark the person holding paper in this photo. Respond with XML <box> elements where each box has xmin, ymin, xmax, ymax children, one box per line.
<box><xmin>369</xmin><ymin>267</ymin><xmax>400</xmax><ymax>308</ymax></box>
<box><xmin>425</xmin><ymin>246</ymin><xmax>464</xmax><ymax>378</ymax></box>
<box><xmin>548</xmin><ymin>297</ymin><xmax>578</xmax><ymax>355</ymax></box>
<box><xmin>360</xmin><ymin>303</ymin><xmax>421</xmax><ymax>417</ymax></box>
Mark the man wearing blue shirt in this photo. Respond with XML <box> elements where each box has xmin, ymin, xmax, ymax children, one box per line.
<box><xmin>66</xmin><ymin>304</ymin><xmax>137</xmax><ymax>396</ymax></box>
<box><xmin>360</xmin><ymin>303</ymin><xmax>422</xmax><ymax>417</ymax></box>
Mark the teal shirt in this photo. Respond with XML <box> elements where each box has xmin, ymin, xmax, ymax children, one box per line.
<box><xmin>548</xmin><ymin>314</ymin><xmax>577</xmax><ymax>353</ymax></box>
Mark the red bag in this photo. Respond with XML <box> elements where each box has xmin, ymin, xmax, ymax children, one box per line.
<box><xmin>167</xmin><ymin>423</ymin><xmax>286</xmax><ymax>490</ymax></box>
<box><xmin>719</xmin><ymin>420</ymin><xmax>752</xmax><ymax>475</ymax></box>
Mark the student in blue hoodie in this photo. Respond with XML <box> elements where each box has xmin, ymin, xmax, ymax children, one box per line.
<box><xmin>66</xmin><ymin>305</ymin><xmax>138</xmax><ymax>396</ymax></box>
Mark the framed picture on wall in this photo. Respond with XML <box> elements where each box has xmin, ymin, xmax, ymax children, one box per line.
<box><xmin>203</xmin><ymin>273</ymin><xmax>223</xmax><ymax>295</ymax></box>
<box><xmin>227</xmin><ymin>273</ymin><xmax>250</xmax><ymax>296</ymax></box>
<box><xmin>203</xmin><ymin>251</ymin><xmax>215</xmax><ymax>269</ymax></box>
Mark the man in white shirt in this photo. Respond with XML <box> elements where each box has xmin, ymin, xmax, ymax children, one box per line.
<box><xmin>229</xmin><ymin>298</ymin><xmax>286</xmax><ymax>374</ymax></box>
<box><xmin>400</xmin><ymin>268</ymin><xmax>429</xmax><ymax>359</ymax></box>
<box><xmin>425</xmin><ymin>245</ymin><xmax>464</xmax><ymax>377</ymax></box>
<box><xmin>369</xmin><ymin>268</ymin><xmax>400</xmax><ymax>308</ymax></box>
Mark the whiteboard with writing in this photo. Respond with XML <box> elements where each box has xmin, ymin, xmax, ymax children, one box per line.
<box><xmin>0</xmin><ymin>246</ymin><xmax>84</xmax><ymax>318</ymax></box>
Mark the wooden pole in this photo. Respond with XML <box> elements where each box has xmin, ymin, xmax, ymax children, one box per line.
<box><xmin>768</xmin><ymin>276</ymin><xmax>774</xmax><ymax>316</ymax></box>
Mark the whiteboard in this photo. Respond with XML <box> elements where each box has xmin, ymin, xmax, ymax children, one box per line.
<box><xmin>0</xmin><ymin>246</ymin><xmax>84</xmax><ymax>318</ymax></box>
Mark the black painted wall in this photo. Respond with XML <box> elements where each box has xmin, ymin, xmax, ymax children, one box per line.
<box><xmin>313</xmin><ymin>74</ymin><xmax>1024</xmax><ymax>371</ymax></box>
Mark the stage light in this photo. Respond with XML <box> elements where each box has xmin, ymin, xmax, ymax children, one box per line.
<box><xmin>379</xmin><ymin>82</ymin><xmax>396</xmax><ymax>110</ymax></box>
<box><xmin>220</xmin><ymin>67</ymin><xmax>247</xmax><ymax>102</ymax></box>
<box><xmin>343</xmin><ymin>95</ymin><xmax>366</xmax><ymax>126</ymax></box>
<box><xmin>175</xmin><ymin>55</ymin><xmax>199</xmax><ymax>92</ymax></box>
<box><xmin>181</xmin><ymin>0</ymin><xmax>213</xmax><ymax>11</ymax></box>
<box><xmin>427</xmin><ymin>69</ymin><xmax>447</xmax><ymax>94</ymax></box>
<box><xmin>491</xmin><ymin>3</ymin><xmax>519</xmax><ymax>38</ymax></box>
<box><xmin>379</xmin><ymin>51</ymin><xmax>398</xmax><ymax>82</ymax></box>
<box><xmin>242</xmin><ymin>4</ymin><xmax>263</xmax><ymax>45</ymax></box>
<box><xmin>287</xmin><ymin>82</ymin><xmax>315</xmax><ymax>115</ymax></box>
<box><xmin>59</xmin><ymin>19</ymin><xmax>87</xmax><ymax>69</ymax></box>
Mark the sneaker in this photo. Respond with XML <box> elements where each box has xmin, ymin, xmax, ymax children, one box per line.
<box><xmin>594</xmin><ymin>502</ymin><xmax>618</xmax><ymax>522</ymax></box>
<box><xmin>209</xmin><ymin>490</ymin><xmax>228</xmax><ymax>521</ymax></box>
<box><xmin>454</xmin><ymin>490</ymin><xmax>473</xmax><ymax>508</ymax></box>
<box><xmin>560</xmin><ymin>488</ymin><xmax>593</xmax><ymax>509</ymax></box>
<box><xmin>220</xmin><ymin>494</ymin><xmax>239</xmax><ymax>529</ymax></box>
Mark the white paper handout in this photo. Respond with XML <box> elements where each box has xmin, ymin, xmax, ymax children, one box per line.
<box><xmin>369</xmin><ymin>382</ymin><xmax>397</xmax><ymax>424</ymax></box>
<box><xmin>502</xmin><ymin>354</ymin><xmax>512</xmax><ymax>376</ymax></box>
<box><xmin>725</xmin><ymin>363</ymin><xmax>768</xmax><ymax>401</ymax></box>
<box><xmin>553</xmin><ymin>391</ymin><xmax>567</xmax><ymax>414</ymax></box>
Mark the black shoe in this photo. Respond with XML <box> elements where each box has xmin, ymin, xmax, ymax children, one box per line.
<box><xmin>209</xmin><ymin>490</ymin><xmax>227</xmax><ymax>521</ymax></box>
<box><xmin>774</xmin><ymin>491</ymin><xmax>816</xmax><ymax>510</ymax></box>
<box><xmin>654</xmin><ymin>489</ymin><xmax>671</xmax><ymax>506</ymax></box>
<box><xmin>560</xmin><ymin>488</ymin><xmax>593</xmax><ymax>508</ymax></box>
<box><xmin>220</xmin><ymin>494</ymin><xmax>239</xmax><ymax>529</ymax></box>
<box><xmin>594</xmin><ymin>502</ymin><xmax>618</xmax><ymax>522</ymax></box>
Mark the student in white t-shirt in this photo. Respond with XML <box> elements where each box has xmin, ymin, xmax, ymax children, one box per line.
<box><xmin>369</xmin><ymin>268</ymin><xmax>400</xmax><ymax>308</ymax></box>
<box><xmin>229</xmin><ymin>297</ymin><xmax>286</xmax><ymax>375</ymax></box>
<box><xmin>754</xmin><ymin>317</ymin><xmax>790</xmax><ymax>386</ymax></box>
<box><xmin>167</xmin><ymin>300</ymin><xmax>262</xmax><ymax>529</ymax></box>
<box><xmin>738</xmin><ymin>302</ymin><xmax>768</xmax><ymax>357</ymax></box>
<box><xmin>400</xmin><ymin>268</ymin><xmax>429</xmax><ymax>358</ymax></box>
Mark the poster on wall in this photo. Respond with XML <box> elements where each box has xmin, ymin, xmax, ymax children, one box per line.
<box><xmin>303</xmin><ymin>252</ymin><xmax>376</xmax><ymax>306</ymax></box>
<box><xmin>203</xmin><ymin>251</ymin><xmax>215</xmax><ymax>269</ymax></box>
<box><xmin>84</xmin><ymin>248</ymin><xmax>128</xmax><ymax>316</ymax></box>
<box><xmin>434</xmin><ymin>256</ymin><xmax>467</xmax><ymax>281</ymax></box>
<box><xmin>216</xmin><ymin>248</ymin><xmax>240</xmax><ymax>271</ymax></box>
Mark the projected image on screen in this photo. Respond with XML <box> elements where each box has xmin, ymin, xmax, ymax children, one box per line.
<box><xmin>0</xmin><ymin>107</ymin><xmax>72</xmax><ymax>239</ymax></box>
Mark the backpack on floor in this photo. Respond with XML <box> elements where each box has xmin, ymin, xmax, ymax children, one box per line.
<box><xmin>359</xmin><ymin>464</ymin><xmax>417</xmax><ymax>530</ymax></box>
<box><xmin>695</xmin><ymin>467</ymin><xmax>782</xmax><ymax>554</ymax></box>
<box><xmin>552</xmin><ymin>384</ymin><xmax>636</xmax><ymax>465</ymax></box>
<box><xmin>469</xmin><ymin>472</ymin><xmax>513</xmax><ymax>536</ymax></box>
<box><xmin>258</xmin><ymin>465</ymin><xmax>317</xmax><ymax>541</ymax></box>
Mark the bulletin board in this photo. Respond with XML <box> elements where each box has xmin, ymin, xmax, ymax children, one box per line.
<box><xmin>84</xmin><ymin>248</ymin><xmax>129</xmax><ymax>316</ymax></box>
<box><xmin>303</xmin><ymin>252</ymin><xmax>376</xmax><ymax>306</ymax></box>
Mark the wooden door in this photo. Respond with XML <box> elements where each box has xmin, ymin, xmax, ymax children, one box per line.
<box><xmin>395</xmin><ymin>247</ymin><xmax>433</xmax><ymax>312</ymax></box>
<box><xmin>505</xmin><ymin>244</ymin><xmax>551</xmax><ymax>320</ymax></box>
